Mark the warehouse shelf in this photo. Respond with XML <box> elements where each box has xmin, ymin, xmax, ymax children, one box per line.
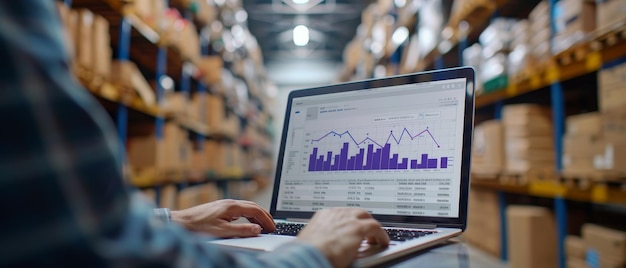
<box><xmin>471</xmin><ymin>177</ymin><xmax>626</xmax><ymax>206</ymax></box>
<box><xmin>72</xmin><ymin>0</ymin><xmax>194</xmax><ymax>81</ymax></box>
<box><xmin>475</xmin><ymin>21</ymin><xmax>626</xmax><ymax>109</ymax></box>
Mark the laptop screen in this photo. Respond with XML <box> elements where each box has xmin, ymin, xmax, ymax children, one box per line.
<box><xmin>271</xmin><ymin>68</ymin><xmax>474</xmax><ymax>226</ymax></box>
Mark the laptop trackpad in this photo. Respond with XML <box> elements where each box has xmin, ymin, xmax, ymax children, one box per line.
<box><xmin>210</xmin><ymin>235</ymin><xmax>295</xmax><ymax>251</ymax></box>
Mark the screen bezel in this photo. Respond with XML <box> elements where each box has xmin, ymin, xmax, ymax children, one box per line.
<box><xmin>269</xmin><ymin>67</ymin><xmax>475</xmax><ymax>230</ymax></box>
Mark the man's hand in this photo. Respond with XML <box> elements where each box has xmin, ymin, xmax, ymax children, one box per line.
<box><xmin>296</xmin><ymin>208</ymin><xmax>390</xmax><ymax>268</ymax></box>
<box><xmin>170</xmin><ymin>199</ymin><xmax>276</xmax><ymax>238</ymax></box>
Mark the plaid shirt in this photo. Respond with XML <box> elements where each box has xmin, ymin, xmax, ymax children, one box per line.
<box><xmin>0</xmin><ymin>1</ymin><xmax>330</xmax><ymax>267</ymax></box>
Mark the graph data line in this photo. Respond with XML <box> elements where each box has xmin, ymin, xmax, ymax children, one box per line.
<box><xmin>310</xmin><ymin>127</ymin><xmax>441</xmax><ymax>148</ymax></box>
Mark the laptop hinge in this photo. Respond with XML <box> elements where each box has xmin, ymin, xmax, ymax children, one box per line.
<box><xmin>285</xmin><ymin>218</ymin><xmax>309</xmax><ymax>223</ymax></box>
<box><xmin>379</xmin><ymin>222</ymin><xmax>437</xmax><ymax>229</ymax></box>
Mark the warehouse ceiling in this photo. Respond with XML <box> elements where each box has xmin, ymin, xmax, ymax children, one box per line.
<box><xmin>242</xmin><ymin>0</ymin><xmax>374</xmax><ymax>82</ymax></box>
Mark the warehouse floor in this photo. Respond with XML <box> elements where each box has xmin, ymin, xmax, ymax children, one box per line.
<box><xmin>251</xmin><ymin>186</ymin><xmax>507</xmax><ymax>268</ymax></box>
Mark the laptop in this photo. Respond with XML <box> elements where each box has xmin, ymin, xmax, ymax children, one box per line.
<box><xmin>211</xmin><ymin>67</ymin><xmax>475</xmax><ymax>267</ymax></box>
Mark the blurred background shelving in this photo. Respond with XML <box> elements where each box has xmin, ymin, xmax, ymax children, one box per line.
<box><xmin>55</xmin><ymin>0</ymin><xmax>626</xmax><ymax>267</ymax></box>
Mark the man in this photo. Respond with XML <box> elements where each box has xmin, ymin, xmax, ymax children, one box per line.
<box><xmin>0</xmin><ymin>1</ymin><xmax>389</xmax><ymax>267</ymax></box>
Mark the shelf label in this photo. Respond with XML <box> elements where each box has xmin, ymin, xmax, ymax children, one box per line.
<box><xmin>586</xmin><ymin>52</ymin><xmax>602</xmax><ymax>71</ymax></box>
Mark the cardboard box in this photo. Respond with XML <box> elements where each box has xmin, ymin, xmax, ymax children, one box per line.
<box><xmin>597</xmin><ymin>0</ymin><xmax>626</xmax><ymax>30</ymax></box>
<box><xmin>464</xmin><ymin>188</ymin><xmax>501</xmax><ymax>256</ymax></box>
<box><xmin>598</xmin><ymin>64</ymin><xmax>626</xmax><ymax>112</ymax></box>
<box><xmin>160</xmin><ymin>184</ymin><xmax>178</xmax><ymax>209</ymax></box>
<box><xmin>177</xmin><ymin>186</ymin><xmax>200</xmax><ymax>210</ymax></box>
<box><xmin>582</xmin><ymin>224</ymin><xmax>626</xmax><ymax>267</ymax></box>
<box><xmin>504</xmin><ymin>125</ymin><xmax>554</xmax><ymax>138</ymax></box>
<box><xmin>529</xmin><ymin>1</ymin><xmax>549</xmax><ymax>24</ymax></box>
<box><xmin>594</xmin><ymin>143</ymin><xmax>626</xmax><ymax>173</ymax></box>
<box><xmin>198</xmin><ymin>183</ymin><xmax>221</xmax><ymax>204</ymax></box>
<box><xmin>196</xmin><ymin>56</ymin><xmax>223</xmax><ymax>85</ymax></box>
<box><xmin>602</xmin><ymin>108</ymin><xmax>626</xmax><ymax>145</ymax></box>
<box><xmin>92</xmin><ymin>15</ymin><xmax>111</xmax><ymax>81</ymax></box>
<box><xmin>565</xmin><ymin>235</ymin><xmax>587</xmax><ymax>260</ymax></box>
<box><xmin>76</xmin><ymin>9</ymin><xmax>94</xmax><ymax>73</ymax></box>
<box><xmin>507</xmin><ymin>205</ymin><xmax>558</xmax><ymax>268</ymax></box>
<box><xmin>563</xmin><ymin>135</ymin><xmax>605</xmax><ymax>155</ymax></box>
<box><xmin>567</xmin><ymin>257</ymin><xmax>589</xmax><ymax>268</ymax></box>
<box><xmin>110</xmin><ymin>60</ymin><xmax>156</xmax><ymax>106</ymax></box>
<box><xmin>472</xmin><ymin>120</ymin><xmax>504</xmax><ymax>175</ymax></box>
<box><xmin>502</xmin><ymin>104</ymin><xmax>551</xmax><ymax>123</ymax></box>
<box><xmin>567</xmin><ymin>112</ymin><xmax>602</xmax><ymax>137</ymax></box>
<box><xmin>127</xmin><ymin>123</ymin><xmax>188</xmax><ymax>170</ymax></box>
<box><xmin>555</xmin><ymin>0</ymin><xmax>596</xmax><ymax>33</ymax></box>
<box><xmin>202</xmin><ymin>94</ymin><xmax>225</xmax><ymax>128</ymax></box>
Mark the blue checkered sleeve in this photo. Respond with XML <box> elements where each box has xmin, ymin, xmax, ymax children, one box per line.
<box><xmin>0</xmin><ymin>1</ymin><xmax>330</xmax><ymax>267</ymax></box>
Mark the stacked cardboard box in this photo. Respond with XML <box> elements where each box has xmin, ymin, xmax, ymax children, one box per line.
<box><xmin>160</xmin><ymin>184</ymin><xmax>178</xmax><ymax>209</ymax></box>
<box><xmin>583</xmin><ymin>224</ymin><xmax>626</xmax><ymax>268</ymax></box>
<box><xmin>418</xmin><ymin>0</ymin><xmax>444</xmax><ymax>58</ymax></box>
<box><xmin>529</xmin><ymin>1</ymin><xmax>551</xmax><ymax>64</ymax></box>
<box><xmin>110</xmin><ymin>60</ymin><xmax>156</xmax><ymax>106</ymax></box>
<box><xmin>463</xmin><ymin>188</ymin><xmax>501</xmax><ymax>256</ymax></box>
<box><xmin>506</xmin><ymin>205</ymin><xmax>558</xmax><ymax>268</ymax></box>
<box><xmin>471</xmin><ymin>120</ymin><xmax>504</xmax><ymax>177</ymax></box>
<box><xmin>508</xmin><ymin>19</ymin><xmax>531</xmax><ymax>78</ymax></box>
<box><xmin>132</xmin><ymin>0</ymin><xmax>167</xmax><ymax>29</ymax></box>
<box><xmin>177</xmin><ymin>183</ymin><xmax>222</xmax><ymax>210</ymax></box>
<box><xmin>562</xmin><ymin>112</ymin><xmax>605</xmax><ymax>177</ymax></box>
<box><xmin>596</xmin><ymin>0</ymin><xmax>626</xmax><ymax>30</ymax></box>
<box><xmin>552</xmin><ymin>0</ymin><xmax>596</xmax><ymax>54</ymax></box>
<box><xmin>57</xmin><ymin>7</ymin><xmax>113</xmax><ymax>85</ymax></box>
<box><xmin>565</xmin><ymin>235</ymin><xmax>588</xmax><ymax>268</ymax></box>
<box><xmin>598</xmin><ymin>62</ymin><xmax>626</xmax><ymax>112</ymax></box>
<box><xmin>128</xmin><ymin>123</ymin><xmax>192</xmax><ymax>182</ymax></box>
<box><xmin>502</xmin><ymin>104</ymin><xmax>555</xmax><ymax>174</ymax></box>
<box><xmin>479</xmin><ymin>18</ymin><xmax>518</xmax><ymax>92</ymax></box>
<box><xmin>563</xmin><ymin>109</ymin><xmax>626</xmax><ymax>178</ymax></box>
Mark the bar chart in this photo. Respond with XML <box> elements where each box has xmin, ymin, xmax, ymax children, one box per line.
<box><xmin>307</xmin><ymin>127</ymin><xmax>453</xmax><ymax>172</ymax></box>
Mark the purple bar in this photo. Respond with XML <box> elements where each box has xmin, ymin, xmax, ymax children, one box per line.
<box><xmin>372</xmin><ymin>149</ymin><xmax>382</xmax><ymax>170</ymax></box>
<box><xmin>411</xmin><ymin>159</ymin><xmax>418</xmax><ymax>169</ymax></box>
<box><xmin>324</xmin><ymin>152</ymin><xmax>332</xmax><ymax>171</ymax></box>
<box><xmin>389</xmin><ymin>154</ymin><xmax>398</xmax><ymax>169</ymax></box>
<box><xmin>441</xmin><ymin>157</ymin><xmax>448</xmax><ymax>168</ymax></box>
<box><xmin>339</xmin><ymin>142</ymin><xmax>349</xmax><ymax>170</ymax></box>
<box><xmin>347</xmin><ymin>156</ymin><xmax>355</xmax><ymax>170</ymax></box>
<box><xmin>381</xmin><ymin>144</ymin><xmax>391</xmax><ymax>169</ymax></box>
<box><xmin>417</xmin><ymin>154</ymin><xmax>428</xmax><ymax>169</ymax></box>
<box><xmin>364</xmin><ymin>144</ymin><xmax>374</xmax><ymax>170</ymax></box>
<box><xmin>332</xmin><ymin>155</ymin><xmax>340</xmax><ymax>170</ymax></box>
<box><xmin>427</xmin><ymin>158</ymin><xmax>438</xmax><ymax>169</ymax></box>
<box><xmin>309</xmin><ymin>148</ymin><xmax>318</xmax><ymax>171</ymax></box>
<box><xmin>316</xmin><ymin>156</ymin><xmax>324</xmax><ymax>171</ymax></box>
<box><xmin>398</xmin><ymin>158</ymin><xmax>408</xmax><ymax>169</ymax></box>
<box><xmin>355</xmin><ymin>148</ymin><xmax>364</xmax><ymax>170</ymax></box>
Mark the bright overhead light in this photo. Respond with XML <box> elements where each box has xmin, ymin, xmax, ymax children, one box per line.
<box><xmin>293</xmin><ymin>25</ymin><xmax>310</xmax><ymax>46</ymax></box>
<box><xmin>293</xmin><ymin>0</ymin><xmax>309</xmax><ymax>4</ymax></box>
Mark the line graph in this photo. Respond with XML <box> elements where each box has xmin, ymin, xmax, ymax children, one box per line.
<box><xmin>306</xmin><ymin>126</ymin><xmax>453</xmax><ymax>172</ymax></box>
<box><xmin>311</xmin><ymin>127</ymin><xmax>441</xmax><ymax>148</ymax></box>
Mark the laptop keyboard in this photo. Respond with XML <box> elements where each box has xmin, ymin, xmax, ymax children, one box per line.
<box><xmin>267</xmin><ymin>222</ymin><xmax>437</xmax><ymax>242</ymax></box>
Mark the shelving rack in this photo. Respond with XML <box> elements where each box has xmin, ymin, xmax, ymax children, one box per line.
<box><xmin>64</xmin><ymin>0</ymin><xmax>275</xmax><ymax>203</ymax></box>
<box><xmin>340</xmin><ymin>1</ymin><xmax>626</xmax><ymax>268</ymax></box>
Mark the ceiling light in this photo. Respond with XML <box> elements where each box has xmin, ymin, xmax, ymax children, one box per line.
<box><xmin>293</xmin><ymin>0</ymin><xmax>309</xmax><ymax>4</ymax></box>
<box><xmin>394</xmin><ymin>0</ymin><xmax>406</xmax><ymax>8</ymax></box>
<box><xmin>293</xmin><ymin>25</ymin><xmax>309</xmax><ymax>46</ymax></box>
